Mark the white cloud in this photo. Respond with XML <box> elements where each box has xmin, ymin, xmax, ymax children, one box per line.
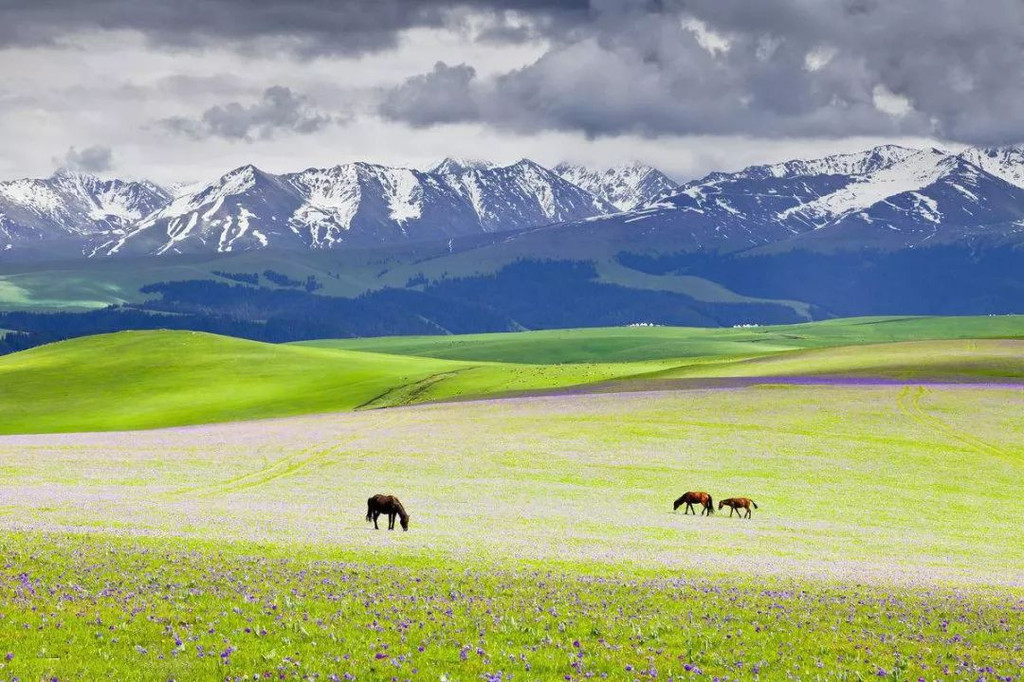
<box><xmin>872</xmin><ymin>84</ymin><xmax>913</xmax><ymax>117</ymax></box>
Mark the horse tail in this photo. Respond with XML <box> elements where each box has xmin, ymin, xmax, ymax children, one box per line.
<box><xmin>751</xmin><ymin>500</ymin><xmax>758</xmax><ymax>509</ymax></box>
<box><xmin>366</xmin><ymin>498</ymin><xmax>374</xmax><ymax>522</ymax></box>
<box><xmin>707</xmin><ymin>495</ymin><xmax>714</xmax><ymax>513</ymax></box>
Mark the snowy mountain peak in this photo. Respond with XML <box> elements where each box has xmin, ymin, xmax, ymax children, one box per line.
<box><xmin>429</xmin><ymin>157</ymin><xmax>496</xmax><ymax>175</ymax></box>
<box><xmin>96</xmin><ymin>157</ymin><xmax>614</xmax><ymax>255</ymax></box>
<box><xmin>5</xmin><ymin>144</ymin><xmax>1023</xmax><ymax>259</ymax></box>
<box><xmin>751</xmin><ymin>144</ymin><xmax>938</xmax><ymax>181</ymax></box>
<box><xmin>219</xmin><ymin>163</ymin><xmax>269</xmax><ymax>186</ymax></box>
<box><xmin>956</xmin><ymin>145</ymin><xmax>1024</xmax><ymax>190</ymax></box>
<box><xmin>555</xmin><ymin>161</ymin><xmax>678</xmax><ymax>211</ymax></box>
<box><xmin>0</xmin><ymin>169</ymin><xmax>169</xmax><ymax>252</ymax></box>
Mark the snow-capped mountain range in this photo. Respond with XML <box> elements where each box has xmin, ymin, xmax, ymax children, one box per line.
<box><xmin>0</xmin><ymin>158</ymin><xmax>667</xmax><ymax>257</ymax></box>
<box><xmin>0</xmin><ymin>169</ymin><xmax>169</xmax><ymax>254</ymax></box>
<box><xmin>2</xmin><ymin>145</ymin><xmax>1024</xmax><ymax>259</ymax></box>
<box><xmin>558</xmin><ymin>144</ymin><xmax>1024</xmax><ymax>253</ymax></box>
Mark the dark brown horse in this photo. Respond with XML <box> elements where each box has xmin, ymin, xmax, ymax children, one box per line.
<box><xmin>366</xmin><ymin>494</ymin><xmax>410</xmax><ymax>531</ymax></box>
<box><xmin>673</xmin><ymin>491</ymin><xmax>714</xmax><ymax>516</ymax></box>
<box><xmin>719</xmin><ymin>497</ymin><xmax>758</xmax><ymax>518</ymax></box>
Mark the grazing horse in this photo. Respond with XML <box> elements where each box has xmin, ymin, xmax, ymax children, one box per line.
<box><xmin>719</xmin><ymin>497</ymin><xmax>758</xmax><ymax>518</ymax></box>
<box><xmin>673</xmin><ymin>491</ymin><xmax>714</xmax><ymax>516</ymax></box>
<box><xmin>366</xmin><ymin>494</ymin><xmax>410</xmax><ymax>531</ymax></box>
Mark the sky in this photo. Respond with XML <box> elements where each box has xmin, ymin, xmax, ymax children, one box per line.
<box><xmin>1</xmin><ymin>0</ymin><xmax>1021</xmax><ymax>186</ymax></box>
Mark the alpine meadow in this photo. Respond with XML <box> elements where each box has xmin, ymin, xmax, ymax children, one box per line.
<box><xmin>1</xmin><ymin>1</ymin><xmax>1023</xmax><ymax>681</ymax></box>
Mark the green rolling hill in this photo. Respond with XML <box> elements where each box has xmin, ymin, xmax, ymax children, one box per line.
<box><xmin>295</xmin><ymin>315</ymin><xmax>1024</xmax><ymax>363</ymax></box>
<box><xmin>1</xmin><ymin>316</ymin><xmax>1021</xmax><ymax>435</ymax></box>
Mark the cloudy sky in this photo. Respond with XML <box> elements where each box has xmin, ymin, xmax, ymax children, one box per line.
<box><xmin>1</xmin><ymin>0</ymin><xmax>1021</xmax><ymax>185</ymax></box>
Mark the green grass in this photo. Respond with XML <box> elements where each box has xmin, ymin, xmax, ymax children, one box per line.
<box><xmin>2</xmin><ymin>382</ymin><xmax>1021</xmax><ymax>578</ymax></box>
<box><xmin>0</xmin><ymin>331</ymin><xmax>459</xmax><ymax>432</ymax></box>
<box><xmin>0</xmin><ymin>330</ymin><xmax>677</xmax><ymax>434</ymax></box>
<box><xmin>296</xmin><ymin>315</ymin><xmax>1024</xmax><ymax>363</ymax></box>
<box><xmin>2</xmin><ymin>316</ymin><xmax>1023</xmax><ymax>434</ymax></box>
<box><xmin>1</xmin><ymin>319</ymin><xmax>1022</xmax><ymax>678</ymax></box>
<box><xmin>1</xmin><ymin>532</ymin><xmax>1020</xmax><ymax>681</ymax></box>
<box><xmin>0</xmin><ymin>381</ymin><xmax>1021</xmax><ymax>678</ymax></box>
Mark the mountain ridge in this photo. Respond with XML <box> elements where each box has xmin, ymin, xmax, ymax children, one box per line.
<box><xmin>2</xmin><ymin>145</ymin><xmax>1024</xmax><ymax>260</ymax></box>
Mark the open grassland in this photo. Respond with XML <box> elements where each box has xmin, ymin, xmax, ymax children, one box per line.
<box><xmin>1</xmin><ymin>316</ymin><xmax>1023</xmax><ymax>434</ymax></box>
<box><xmin>0</xmin><ymin>386</ymin><xmax>1020</xmax><ymax>580</ymax></box>
<box><xmin>2</xmin><ymin>533</ymin><xmax>1021</xmax><ymax>682</ymax></box>
<box><xmin>296</xmin><ymin>315</ymin><xmax>1024</xmax><ymax>363</ymax></box>
<box><xmin>0</xmin><ymin>383</ymin><xmax>1022</xmax><ymax>680</ymax></box>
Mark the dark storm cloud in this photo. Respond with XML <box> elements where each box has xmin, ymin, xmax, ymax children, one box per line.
<box><xmin>0</xmin><ymin>0</ymin><xmax>590</xmax><ymax>55</ymax></box>
<box><xmin>160</xmin><ymin>87</ymin><xmax>336</xmax><ymax>141</ymax></box>
<box><xmin>59</xmin><ymin>145</ymin><xmax>114</xmax><ymax>172</ymax></box>
<box><xmin>380</xmin><ymin>62</ymin><xmax>481</xmax><ymax>126</ymax></box>
<box><xmin>5</xmin><ymin>0</ymin><xmax>1023</xmax><ymax>146</ymax></box>
<box><xmin>379</xmin><ymin>0</ymin><xmax>1024</xmax><ymax>145</ymax></box>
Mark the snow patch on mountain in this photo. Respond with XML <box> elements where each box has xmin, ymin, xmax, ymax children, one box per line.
<box><xmin>777</xmin><ymin>148</ymin><xmax>950</xmax><ymax>226</ymax></box>
<box><xmin>555</xmin><ymin>162</ymin><xmax>678</xmax><ymax>211</ymax></box>
<box><xmin>429</xmin><ymin>157</ymin><xmax>497</xmax><ymax>175</ymax></box>
<box><xmin>957</xmin><ymin>145</ymin><xmax>1024</xmax><ymax>189</ymax></box>
<box><xmin>0</xmin><ymin>169</ymin><xmax>169</xmax><ymax>252</ymax></box>
<box><xmin>5</xmin><ymin>144</ymin><xmax>1024</xmax><ymax>259</ymax></box>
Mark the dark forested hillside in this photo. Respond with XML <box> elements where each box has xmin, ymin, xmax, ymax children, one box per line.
<box><xmin>618</xmin><ymin>245</ymin><xmax>1024</xmax><ymax>317</ymax></box>
<box><xmin>0</xmin><ymin>259</ymin><xmax>807</xmax><ymax>354</ymax></box>
<box><xmin>1</xmin><ymin>242</ymin><xmax>1021</xmax><ymax>356</ymax></box>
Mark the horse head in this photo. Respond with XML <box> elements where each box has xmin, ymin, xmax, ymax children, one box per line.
<box><xmin>400</xmin><ymin>515</ymin><xmax>409</xmax><ymax>531</ymax></box>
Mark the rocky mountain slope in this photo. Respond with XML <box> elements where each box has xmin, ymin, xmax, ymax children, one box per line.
<box><xmin>3</xmin><ymin>146</ymin><xmax>1024</xmax><ymax>259</ymax></box>
<box><xmin>554</xmin><ymin>162</ymin><xmax>678</xmax><ymax>212</ymax></box>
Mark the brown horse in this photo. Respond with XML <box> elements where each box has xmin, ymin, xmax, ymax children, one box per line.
<box><xmin>673</xmin><ymin>491</ymin><xmax>714</xmax><ymax>516</ymax></box>
<box><xmin>719</xmin><ymin>497</ymin><xmax>758</xmax><ymax>518</ymax></box>
<box><xmin>366</xmin><ymin>494</ymin><xmax>410</xmax><ymax>531</ymax></box>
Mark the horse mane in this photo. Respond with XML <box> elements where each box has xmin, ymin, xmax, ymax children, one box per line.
<box><xmin>394</xmin><ymin>499</ymin><xmax>409</xmax><ymax>522</ymax></box>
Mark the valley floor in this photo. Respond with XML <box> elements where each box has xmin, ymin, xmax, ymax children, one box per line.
<box><xmin>1</xmin><ymin>385</ymin><xmax>1020</xmax><ymax>584</ymax></box>
<box><xmin>0</xmin><ymin>320</ymin><xmax>1021</xmax><ymax>679</ymax></box>
<box><xmin>1</xmin><ymin>382</ymin><xmax>1022</xmax><ymax>680</ymax></box>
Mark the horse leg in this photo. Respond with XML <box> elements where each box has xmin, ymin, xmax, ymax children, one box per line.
<box><xmin>389</xmin><ymin>512</ymin><xmax>396</xmax><ymax>530</ymax></box>
<box><xmin>373</xmin><ymin>511</ymin><xmax>379</xmax><ymax>529</ymax></box>
<box><xmin>746</xmin><ymin>507</ymin><xmax>752</xmax><ymax>519</ymax></box>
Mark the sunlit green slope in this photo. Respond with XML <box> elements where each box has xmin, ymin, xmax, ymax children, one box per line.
<box><xmin>296</xmin><ymin>315</ymin><xmax>1024</xmax><ymax>363</ymax></box>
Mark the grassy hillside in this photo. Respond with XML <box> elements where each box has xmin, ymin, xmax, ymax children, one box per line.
<box><xmin>658</xmin><ymin>338</ymin><xmax>1024</xmax><ymax>381</ymax></box>
<box><xmin>0</xmin><ymin>331</ymin><xmax>676</xmax><ymax>434</ymax></box>
<box><xmin>297</xmin><ymin>315</ymin><xmax>1024</xmax><ymax>363</ymax></box>
<box><xmin>1</xmin><ymin>317</ymin><xmax>1022</xmax><ymax>434</ymax></box>
<box><xmin>0</xmin><ymin>331</ymin><xmax>455</xmax><ymax>432</ymax></box>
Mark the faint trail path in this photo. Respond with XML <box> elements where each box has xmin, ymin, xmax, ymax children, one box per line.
<box><xmin>166</xmin><ymin>442</ymin><xmax>346</xmax><ymax>498</ymax></box>
<box><xmin>357</xmin><ymin>369</ymin><xmax>473</xmax><ymax>409</ymax></box>
<box><xmin>897</xmin><ymin>385</ymin><xmax>1016</xmax><ymax>462</ymax></box>
<box><xmin>167</xmin><ymin>414</ymin><xmax>399</xmax><ymax>498</ymax></box>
